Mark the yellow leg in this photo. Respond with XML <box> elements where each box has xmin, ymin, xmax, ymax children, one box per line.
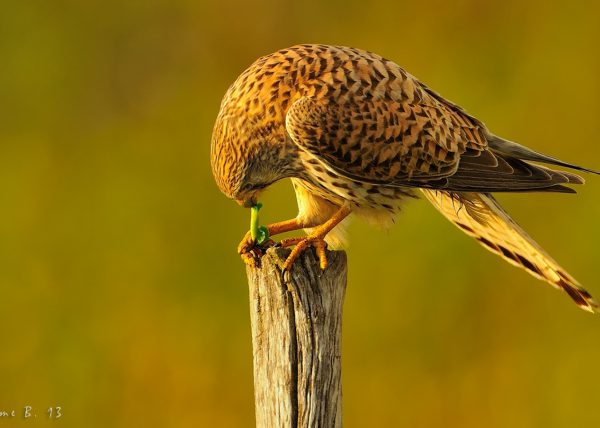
<box><xmin>238</xmin><ymin>204</ymin><xmax>352</xmax><ymax>270</ymax></box>
<box><xmin>282</xmin><ymin>204</ymin><xmax>352</xmax><ymax>271</ymax></box>
<box><xmin>238</xmin><ymin>217</ymin><xmax>321</xmax><ymax>267</ymax></box>
<box><xmin>238</xmin><ymin>218</ymin><xmax>309</xmax><ymax>254</ymax></box>
<box><xmin>278</xmin><ymin>237</ymin><xmax>305</xmax><ymax>248</ymax></box>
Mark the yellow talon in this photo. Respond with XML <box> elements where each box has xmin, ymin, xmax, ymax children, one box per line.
<box><xmin>313</xmin><ymin>240</ymin><xmax>328</xmax><ymax>270</ymax></box>
<box><xmin>281</xmin><ymin>236</ymin><xmax>329</xmax><ymax>272</ymax></box>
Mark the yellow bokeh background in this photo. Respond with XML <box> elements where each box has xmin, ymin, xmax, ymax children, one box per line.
<box><xmin>1</xmin><ymin>0</ymin><xmax>599</xmax><ymax>426</ymax></box>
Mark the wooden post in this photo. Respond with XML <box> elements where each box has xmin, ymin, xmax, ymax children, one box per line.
<box><xmin>245</xmin><ymin>247</ymin><xmax>347</xmax><ymax>428</ymax></box>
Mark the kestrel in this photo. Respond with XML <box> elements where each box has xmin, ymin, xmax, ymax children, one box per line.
<box><xmin>211</xmin><ymin>44</ymin><xmax>599</xmax><ymax>313</ymax></box>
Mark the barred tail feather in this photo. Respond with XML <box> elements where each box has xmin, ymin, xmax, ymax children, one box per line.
<box><xmin>421</xmin><ymin>189</ymin><xmax>599</xmax><ymax>313</ymax></box>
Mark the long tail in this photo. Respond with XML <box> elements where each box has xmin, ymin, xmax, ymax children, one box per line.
<box><xmin>421</xmin><ymin>189</ymin><xmax>598</xmax><ymax>313</ymax></box>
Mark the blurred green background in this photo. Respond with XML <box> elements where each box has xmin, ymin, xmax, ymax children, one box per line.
<box><xmin>1</xmin><ymin>0</ymin><xmax>599</xmax><ymax>426</ymax></box>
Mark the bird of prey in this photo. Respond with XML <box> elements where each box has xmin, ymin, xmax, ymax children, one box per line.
<box><xmin>211</xmin><ymin>44</ymin><xmax>599</xmax><ymax>313</ymax></box>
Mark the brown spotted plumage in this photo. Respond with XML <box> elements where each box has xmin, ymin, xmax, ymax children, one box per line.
<box><xmin>211</xmin><ymin>44</ymin><xmax>599</xmax><ymax>313</ymax></box>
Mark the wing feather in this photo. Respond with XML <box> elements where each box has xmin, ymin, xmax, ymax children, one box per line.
<box><xmin>286</xmin><ymin>97</ymin><xmax>584</xmax><ymax>193</ymax></box>
<box><xmin>284</xmin><ymin>47</ymin><xmax>591</xmax><ymax>193</ymax></box>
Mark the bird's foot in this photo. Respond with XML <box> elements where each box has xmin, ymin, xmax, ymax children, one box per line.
<box><xmin>279</xmin><ymin>235</ymin><xmax>328</xmax><ymax>271</ymax></box>
<box><xmin>237</xmin><ymin>231</ymin><xmax>275</xmax><ymax>268</ymax></box>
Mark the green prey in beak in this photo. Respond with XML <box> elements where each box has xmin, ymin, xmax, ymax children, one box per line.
<box><xmin>250</xmin><ymin>202</ymin><xmax>270</xmax><ymax>246</ymax></box>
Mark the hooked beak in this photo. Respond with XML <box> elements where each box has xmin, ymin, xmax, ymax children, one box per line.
<box><xmin>236</xmin><ymin>196</ymin><xmax>257</xmax><ymax>208</ymax></box>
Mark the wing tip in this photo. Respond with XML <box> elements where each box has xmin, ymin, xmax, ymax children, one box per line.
<box><xmin>544</xmin><ymin>184</ymin><xmax>577</xmax><ymax>194</ymax></box>
<box><xmin>573</xmin><ymin>165</ymin><xmax>600</xmax><ymax>176</ymax></box>
<box><xmin>487</xmin><ymin>134</ymin><xmax>600</xmax><ymax>176</ymax></box>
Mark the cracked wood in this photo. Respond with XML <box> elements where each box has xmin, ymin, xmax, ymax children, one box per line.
<box><xmin>246</xmin><ymin>247</ymin><xmax>347</xmax><ymax>428</ymax></box>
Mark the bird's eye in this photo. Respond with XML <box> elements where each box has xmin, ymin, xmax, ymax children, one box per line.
<box><xmin>241</xmin><ymin>182</ymin><xmax>268</xmax><ymax>192</ymax></box>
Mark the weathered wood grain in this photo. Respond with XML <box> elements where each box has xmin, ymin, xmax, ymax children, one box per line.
<box><xmin>246</xmin><ymin>247</ymin><xmax>347</xmax><ymax>428</ymax></box>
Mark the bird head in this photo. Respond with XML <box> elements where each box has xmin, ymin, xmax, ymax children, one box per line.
<box><xmin>211</xmin><ymin>103</ymin><xmax>300</xmax><ymax>208</ymax></box>
<box><xmin>211</xmin><ymin>55</ymin><xmax>305</xmax><ymax>208</ymax></box>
